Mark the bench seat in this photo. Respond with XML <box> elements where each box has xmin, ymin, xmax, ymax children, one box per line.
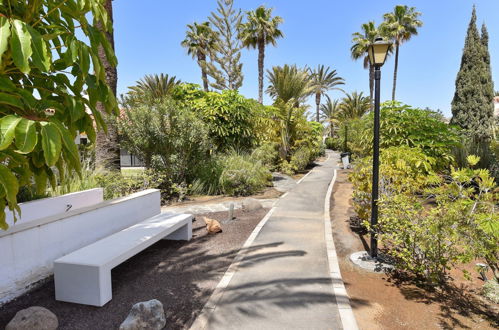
<box><xmin>54</xmin><ymin>212</ymin><xmax>192</xmax><ymax>306</ymax></box>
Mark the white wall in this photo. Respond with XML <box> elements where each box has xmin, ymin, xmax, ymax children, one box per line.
<box><xmin>5</xmin><ymin>188</ymin><xmax>104</xmax><ymax>228</ymax></box>
<box><xmin>0</xmin><ymin>189</ymin><xmax>161</xmax><ymax>305</ymax></box>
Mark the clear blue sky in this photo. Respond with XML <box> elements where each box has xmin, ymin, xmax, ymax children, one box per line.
<box><xmin>113</xmin><ymin>0</ymin><xmax>499</xmax><ymax>117</ymax></box>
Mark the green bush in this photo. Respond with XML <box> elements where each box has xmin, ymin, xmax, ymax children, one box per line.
<box><xmin>251</xmin><ymin>143</ymin><xmax>280</xmax><ymax>170</ymax></box>
<box><xmin>119</xmin><ymin>98</ymin><xmax>211</xmax><ymax>184</ymax></box>
<box><xmin>345</xmin><ymin>102</ymin><xmax>461</xmax><ymax>169</ymax></box>
<box><xmin>289</xmin><ymin>146</ymin><xmax>312</xmax><ymax>172</ymax></box>
<box><xmin>219</xmin><ymin>152</ymin><xmax>272</xmax><ymax>196</ymax></box>
<box><xmin>325</xmin><ymin>137</ymin><xmax>341</xmax><ymax>150</ymax></box>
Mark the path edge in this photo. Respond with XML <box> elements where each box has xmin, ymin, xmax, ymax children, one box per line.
<box><xmin>189</xmin><ymin>206</ymin><xmax>276</xmax><ymax>330</ymax></box>
<box><xmin>324</xmin><ymin>169</ymin><xmax>359</xmax><ymax>330</ymax></box>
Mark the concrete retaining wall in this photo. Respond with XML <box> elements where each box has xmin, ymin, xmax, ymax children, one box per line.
<box><xmin>0</xmin><ymin>189</ymin><xmax>161</xmax><ymax>305</ymax></box>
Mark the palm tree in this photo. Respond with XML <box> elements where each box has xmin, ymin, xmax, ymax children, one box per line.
<box><xmin>382</xmin><ymin>5</ymin><xmax>423</xmax><ymax>101</ymax></box>
<box><xmin>238</xmin><ymin>6</ymin><xmax>283</xmax><ymax>104</ymax></box>
<box><xmin>95</xmin><ymin>0</ymin><xmax>120</xmax><ymax>170</ymax></box>
<box><xmin>266</xmin><ymin>64</ymin><xmax>312</xmax><ymax>106</ymax></box>
<box><xmin>181</xmin><ymin>22</ymin><xmax>218</xmax><ymax>92</ymax></box>
<box><xmin>310</xmin><ymin>65</ymin><xmax>344</xmax><ymax>122</ymax></box>
<box><xmin>338</xmin><ymin>91</ymin><xmax>371</xmax><ymax>120</ymax></box>
<box><xmin>351</xmin><ymin>21</ymin><xmax>379</xmax><ymax>109</ymax></box>
<box><xmin>128</xmin><ymin>74</ymin><xmax>181</xmax><ymax>99</ymax></box>
<box><xmin>320</xmin><ymin>95</ymin><xmax>340</xmax><ymax>137</ymax></box>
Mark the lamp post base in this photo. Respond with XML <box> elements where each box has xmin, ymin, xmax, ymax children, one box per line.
<box><xmin>349</xmin><ymin>251</ymin><xmax>394</xmax><ymax>273</ymax></box>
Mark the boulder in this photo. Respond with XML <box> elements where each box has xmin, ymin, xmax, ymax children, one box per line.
<box><xmin>6</xmin><ymin>306</ymin><xmax>58</xmax><ymax>330</ymax></box>
<box><xmin>242</xmin><ymin>198</ymin><xmax>262</xmax><ymax>212</ymax></box>
<box><xmin>119</xmin><ymin>299</ymin><xmax>166</xmax><ymax>330</ymax></box>
<box><xmin>203</xmin><ymin>217</ymin><xmax>222</xmax><ymax>234</ymax></box>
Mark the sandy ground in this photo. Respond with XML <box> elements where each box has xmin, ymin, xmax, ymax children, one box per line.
<box><xmin>330</xmin><ymin>169</ymin><xmax>498</xmax><ymax>330</ymax></box>
<box><xmin>0</xmin><ymin>208</ymin><xmax>269</xmax><ymax>330</ymax></box>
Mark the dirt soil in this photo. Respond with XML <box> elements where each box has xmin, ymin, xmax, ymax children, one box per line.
<box><xmin>0</xmin><ymin>208</ymin><xmax>270</xmax><ymax>330</ymax></box>
<box><xmin>330</xmin><ymin>170</ymin><xmax>498</xmax><ymax>330</ymax></box>
<box><xmin>168</xmin><ymin>187</ymin><xmax>282</xmax><ymax>207</ymax></box>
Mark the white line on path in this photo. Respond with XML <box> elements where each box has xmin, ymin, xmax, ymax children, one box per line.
<box><xmin>324</xmin><ymin>169</ymin><xmax>359</xmax><ymax>330</ymax></box>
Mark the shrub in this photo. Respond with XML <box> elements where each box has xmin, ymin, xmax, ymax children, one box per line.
<box><xmin>289</xmin><ymin>146</ymin><xmax>312</xmax><ymax>172</ymax></box>
<box><xmin>378</xmin><ymin>160</ymin><xmax>498</xmax><ymax>284</ymax></box>
<box><xmin>350</xmin><ymin>146</ymin><xmax>439</xmax><ymax>223</ymax></box>
<box><xmin>325</xmin><ymin>137</ymin><xmax>341</xmax><ymax>150</ymax></box>
<box><xmin>119</xmin><ymin>98</ymin><xmax>211</xmax><ymax>184</ymax></box>
<box><xmin>219</xmin><ymin>152</ymin><xmax>272</xmax><ymax>196</ymax></box>
<box><xmin>251</xmin><ymin>143</ymin><xmax>280</xmax><ymax>170</ymax></box>
<box><xmin>346</xmin><ymin>102</ymin><xmax>461</xmax><ymax>169</ymax></box>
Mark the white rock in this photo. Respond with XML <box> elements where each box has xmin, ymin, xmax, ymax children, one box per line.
<box><xmin>119</xmin><ymin>299</ymin><xmax>166</xmax><ymax>330</ymax></box>
<box><xmin>6</xmin><ymin>306</ymin><xmax>58</xmax><ymax>330</ymax></box>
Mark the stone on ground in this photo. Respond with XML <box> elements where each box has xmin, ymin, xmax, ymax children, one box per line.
<box><xmin>203</xmin><ymin>217</ymin><xmax>222</xmax><ymax>233</ymax></box>
<box><xmin>241</xmin><ymin>198</ymin><xmax>262</xmax><ymax>212</ymax></box>
<box><xmin>6</xmin><ymin>306</ymin><xmax>58</xmax><ymax>330</ymax></box>
<box><xmin>119</xmin><ymin>299</ymin><xmax>166</xmax><ymax>330</ymax></box>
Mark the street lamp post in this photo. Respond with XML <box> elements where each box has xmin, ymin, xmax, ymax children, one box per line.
<box><xmin>367</xmin><ymin>37</ymin><xmax>391</xmax><ymax>259</ymax></box>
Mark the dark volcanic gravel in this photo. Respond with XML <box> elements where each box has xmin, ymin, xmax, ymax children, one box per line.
<box><xmin>0</xmin><ymin>208</ymin><xmax>269</xmax><ymax>330</ymax></box>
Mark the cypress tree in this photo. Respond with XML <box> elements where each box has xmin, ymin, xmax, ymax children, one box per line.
<box><xmin>204</xmin><ymin>0</ymin><xmax>244</xmax><ymax>91</ymax></box>
<box><xmin>451</xmin><ymin>7</ymin><xmax>494</xmax><ymax>141</ymax></box>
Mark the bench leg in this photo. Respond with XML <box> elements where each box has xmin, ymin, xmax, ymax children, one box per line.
<box><xmin>165</xmin><ymin>220</ymin><xmax>192</xmax><ymax>241</ymax></box>
<box><xmin>54</xmin><ymin>263</ymin><xmax>112</xmax><ymax>306</ymax></box>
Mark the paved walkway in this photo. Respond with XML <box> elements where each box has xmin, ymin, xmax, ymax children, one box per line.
<box><xmin>193</xmin><ymin>151</ymin><xmax>352</xmax><ymax>330</ymax></box>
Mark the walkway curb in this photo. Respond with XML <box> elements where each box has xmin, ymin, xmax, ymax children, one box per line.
<box><xmin>324</xmin><ymin>169</ymin><xmax>359</xmax><ymax>330</ymax></box>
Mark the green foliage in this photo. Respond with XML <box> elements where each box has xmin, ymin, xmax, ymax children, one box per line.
<box><xmin>119</xmin><ymin>98</ymin><xmax>211</xmax><ymax>184</ymax></box>
<box><xmin>350</xmin><ymin>146</ymin><xmax>439</xmax><ymax>223</ymax></box>
<box><xmin>204</xmin><ymin>0</ymin><xmax>244</xmax><ymax>90</ymax></box>
<box><xmin>0</xmin><ymin>0</ymin><xmax>117</xmax><ymax>228</ymax></box>
<box><xmin>126</xmin><ymin>73</ymin><xmax>181</xmax><ymax>101</ymax></box>
<box><xmin>325</xmin><ymin>137</ymin><xmax>341</xmax><ymax>150</ymax></box>
<box><xmin>251</xmin><ymin>142</ymin><xmax>280</xmax><ymax>171</ymax></box>
<box><xmin>347</xmin><ymin>102</ymin><xmax>460</xmax><ymax>168</ymax></box>
<box><xmin>219</xmin><ymin>152</ymin><xmax>271</xmax><ymax>196</ymax></box>
<box><xmin>195</xmin><ymin>90</ymin><xmax>254</xmax><ymax>151</ymax></box>
<box><xmin>289</xmin><ymin>146</ymin><xmax>312</xmax><ymax>172</ymax></box>
<box><xmin>192</xmin><ymin>151</ymin><xmax>271</xmax><ymax>196</ymax></box>
<box><xmin>266</xmin><ymin>64</ymin><xmax>312</xmax><ymax>105</ymax></box>
<box><xmin>482</xmin><ymin>280</ymin><xmax>499</xmax><ymax>304</ymax></box>
<box><xmin>451</xmin><ymin>7</ymin><xmax>494</xmax><ymax>141</ymax></box>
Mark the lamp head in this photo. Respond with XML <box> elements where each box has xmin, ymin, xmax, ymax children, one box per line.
<box><xmin>368</xmin><ymin>37</ymin><xmax>391</xmax><ymax>67</ymax></box>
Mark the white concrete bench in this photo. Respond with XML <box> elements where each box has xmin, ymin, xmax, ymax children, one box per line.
<box><xmin>53</xmin><ymin>212</ymin><xmax>192</xmax><ymax>306</ymax></box>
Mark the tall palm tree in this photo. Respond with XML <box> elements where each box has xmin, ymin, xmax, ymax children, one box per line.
<box><xmin>382</xmin><ymin>5</ymin><xmax>423</xmax><ymax>101</ymax></box>
<box><xmin>181</xmin><ymin>22</ymin><xmax>218</xmax><ymax>92</ymax></box>
<box><xmin>338</xmin><ymin>91</ymin><xmax>371</xmax><ymax>120</ymax></box>
<box><xmin>320</xmin><ymin>95</ymin><xmax>340</xmax><ymax>137</ymax></box>
<box><xmin>310</xmin><ymin>65</ymin><xmax>344</xmax><ymax>122</ymax></box>
<box><xmin>351</xmin><ymin>21</ymin><xmax>379</xmax><ymax>109</ymax></box>
<box><xmin>95</xmin><ymin>0</ymin><xmax>120</xmax><ymax>170</ymax></box>
<box><xmin>266</xmin><ymin>64</ymin><xmax>312</xmax><ymax>106</ymax></box>
<box><xmin>238</xmin><ymin>6</ymin><xmax>283</xmax><ymax>104</ymax></box>
<box><xmin>128</xmin><ymin>74</ymin><xmax>181</xmax><ymax>99</ymax></box>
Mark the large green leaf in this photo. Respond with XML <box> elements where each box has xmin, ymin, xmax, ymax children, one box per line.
<box><xmin>14</xmin><ymin>118</ymin><xmax>37</xmax><ymax>153</ymax></box>
<box><xmin>52</xmin><ymin>120</ymin><xmax>81</xmax><ymax>172</ymax></box>
<box><xmin>0</xmin><ymin>92</ymin><xmax>23</xmax><ymax>109</ymax></box>
<box><xmin>0</xmin><ymin>16</ymin><xmax>11</xmax><ymax>63</ymax></box>
<box><xmin>0</xmin><ymin>115</ymin><xmax>21</xmax><ymax>150</ymax></box>
<box><xmin>40</xmin><ymin>122</ymin><xmax>61</xmax><ymax>166</ymax></box>
<box><xmin>10</xmin><ymin>20</ymin><xmax>32</xmax><ymax>74</ymax></box>
<box><xmin>0</xmin><ymin>163</ymin><xmax>19</xmax><ymax>211</ymax></box>
<box><xmin>27</xmin><ymin>25</ymin><xmax>51</xmax><ymax>71</ymax></box>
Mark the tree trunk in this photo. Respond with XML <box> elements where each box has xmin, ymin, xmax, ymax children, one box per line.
<box><xmin>198</xmin><ymin>51</ymin><xmax>209</xmax><ymax>92</ymax></box>
<box><xmin>95</xmin><ymin>0</ymin><xmax>120</xmax><ymax>170</ymax></box>
<box><xmin>258</xmin><ymin>39</ymin><xmax>265</xmax><ymax>104</ymax></box>
<box><xmin>369</xmin><ymin>64</ymin><xmax>374</xmax><ymax>110</ymax></box>
<box><xmin>315</xmin><ymin>92</ymin><xmax>321</xmax><ymax>122</ymax></box>
<box><xmin>392</xmin><ymin>41</ymin><xmax>400</xmax><ymax>101</ymax></box>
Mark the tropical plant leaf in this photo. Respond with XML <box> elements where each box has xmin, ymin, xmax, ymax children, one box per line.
<box><xmin>27</xmin><ymin>25</ymin><xmax>51</xmax><ymax>71</ymax></box>
<box><xmin>0</xmin><ymin>115</ymin><xmax>21</xmax><ymax>150</ymax></box>
<box><xmin>40</xmin><ymin>122</ymin><xmax>62</xmax><ymax>166</ymax></box>
<box><xmin>0</xmin><ymin>92</ymin><xmax>23</xmax><ymax>109</ymax></box>
<box><xmin>0</xmin><ymin>16</ymin><xmax>11</xmax><ymax>63</ymax></box>
<box><xmin>10</xmin><ymin>20</ymin><xmax>32</xmax><ymax>74</ymax></box>
<box><xmin>0</xmin><ymin>163</ymin><xmax>19</xmax><ymax>212</ymax></box>
<box><xmin>14</xmin><ymin>118</ymin><xmax>37</xmax><ymax>153</ymax></box>
<box><xmin>52</xmin><ymin>120</ymin><xmax>81</xmax><ymax>172</ymax></box>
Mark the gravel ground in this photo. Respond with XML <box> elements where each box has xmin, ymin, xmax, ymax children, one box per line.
<box><xmin>0</xmin><ymin>208</ymin><xmax>270</xmax><ymax>330</ymax></box>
